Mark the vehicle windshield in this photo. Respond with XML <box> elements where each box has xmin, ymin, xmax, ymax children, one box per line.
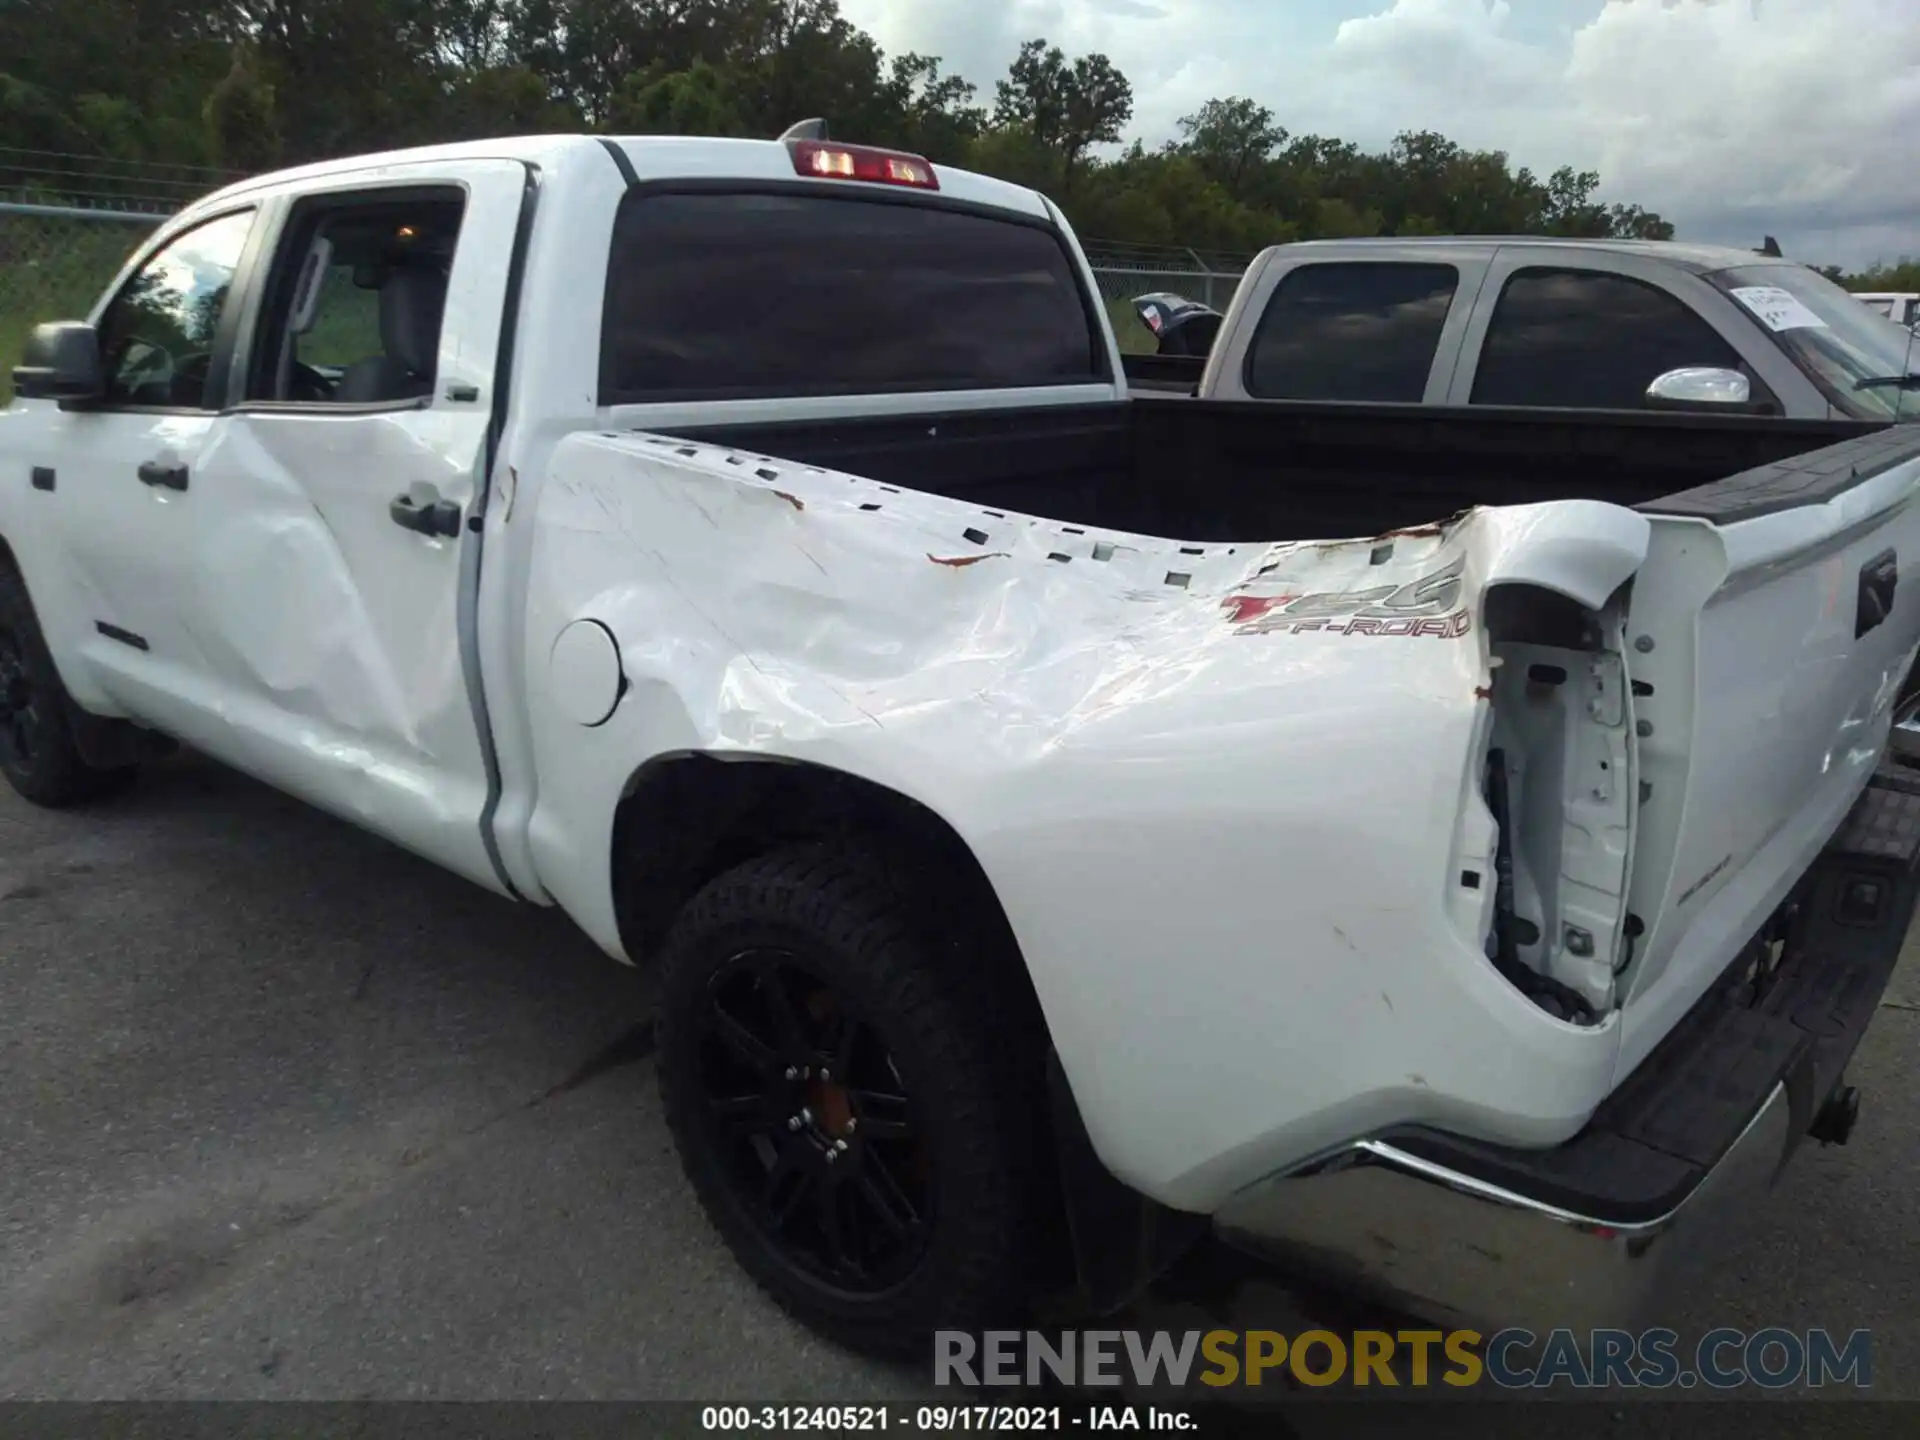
<box><xmin>1705</xmin><ymin>264</ymin><xmax>1920</xmax><ymax>421</ymax></box>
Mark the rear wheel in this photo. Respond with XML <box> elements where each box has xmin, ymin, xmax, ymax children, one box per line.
<box><xmin>657</xmin><ymin>844</ymin><xmax>1048</xmax><ymax>1357</ymax></box>
<box><xmin>0</xmin><ymin>562</ymin><xmax>137</xmax><ymax>806</ymax></box>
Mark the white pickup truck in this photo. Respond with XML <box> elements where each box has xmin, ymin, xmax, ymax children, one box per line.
<box><xmin>1856</xmin><ymin>292</ymin><xmax>1920</xmax><ymax>329</ymax></box>
<box><xmin>6</xmin><ymin>131</ymin><xmax>1920</xmax><ymax>1356</ymax></box>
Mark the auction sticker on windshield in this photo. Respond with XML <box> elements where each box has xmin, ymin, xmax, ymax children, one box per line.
<box><xmin>1731</xmin><ymin>285</ymin><xmax>1827</xmax><ymax>332</ymax></box>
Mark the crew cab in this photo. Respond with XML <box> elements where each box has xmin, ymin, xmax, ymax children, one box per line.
<box><xmin>5</xmin><ymin>133</ymin><xmax>1920</xmax><ymax>1358</ymax></box>
<box><xmin>1138</xmin><ymin>236</ymin><xmax>1920</xmax><ymax>426</ymax></box>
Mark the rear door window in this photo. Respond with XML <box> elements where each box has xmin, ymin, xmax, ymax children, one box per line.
<box><xmin>244</xmin><ymin>191</ymin><xmax>467</xmax><ymax>405</ymax></box>
<box><xmin>1243</xmin><ymin>262</ymin><xmax>1460</xmax><ymax>402</ymax></box>
<box><xmin>1471</xmin><ymin>268</ymin><xmax>1745</xmax><ymax>410</ymax></box>
<box><xmin>599</xmin><ymin>190</ymin><xmax>1104</xmax><ymax>402</ymax></box>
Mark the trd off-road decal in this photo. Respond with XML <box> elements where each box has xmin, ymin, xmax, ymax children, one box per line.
<box><xmin>1223</xmin><ymin>556</ymin><xmax>1472</xmax><ymax>638</ymax></box>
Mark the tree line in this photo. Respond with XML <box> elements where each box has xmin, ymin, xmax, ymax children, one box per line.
<box><xmin>0</xmin><ymin>0</ymin><xmax>1898</xmax><ymax>281</ymax></box>
<box><xmin>1832</xmin><ymin>259</ymin><xmax>1920</xmax><ymax>292</ymax></box>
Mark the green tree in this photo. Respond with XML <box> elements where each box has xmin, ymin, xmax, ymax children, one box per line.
<box><xmin>609</xmin><ymin>60</ymin><xmax>746</xmax><ymax>137</ymax></box>
<box><xmin>963</xmin><ymin>124</ymin><xmax>1062</xmax><ymax>195</ymax></box>
<box><xmin>1172</xmin><ymin>97</ymin><xmax>1286</xmax><ymax>196</ymax></box>
<box><xmin>204</xmin><ymin>44</ymin><xmax>282</xmax><ymax>172</ymax></box>
<box><xmin>441</xmin><ymin>65</ymin><xmax>581</xmax><ymax>140</ymax></box>
<box><xmin>879</xmin><ymin>53</ymin><xmax>984</xmax><ymax>162</ymax></box>
<box><xmin>0</xmin><ymin>0</ymin><xmax>1690</xmax><ymax>270</ymax></box>
<box><xmin>1607</xmin><ymin>204</ymin><xmax>1676</xmax><ymax>241</ymax></box>
<box><xmin>991</xmin><ymin>39</ymin><xmax>1132</xmax><ymax>191</ymax></box>
<box><xmin>1536</xmin><ymin>165</ymin><xmax>1613</xmax><ymax>237</ymax></box>
<box><xmin>1841</xmin><ymin>258</ymin><xmax>1920</xmax><ymax>291</ymax></box>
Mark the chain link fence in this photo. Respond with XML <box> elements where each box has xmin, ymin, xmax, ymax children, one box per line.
<box><xmin>0</xmin><ymin>187</ymin><xmax>1254</xmax><ymax>399</ymax></box>
<box><xmin>0</xmin><ymin>204</ymin><xmax>161</xmax><ymax>402</ymax></box>
<box><xmin>0</xmin><ymin>150</ymin><xmax>244</xmax><ymax>399</ymax></box>
<box><xmin>1081</xmin><ymin>241</ymin><xmax>1249</xmax><ymax>355</ymax></box>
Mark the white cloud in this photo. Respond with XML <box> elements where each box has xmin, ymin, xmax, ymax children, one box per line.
<box><xmin>837</xmin><ymin>0</ymin><xmax>1920</xmax><ymax>268</ymax></box>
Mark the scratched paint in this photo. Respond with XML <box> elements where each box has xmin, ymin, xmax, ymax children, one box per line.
<box><xmin>516</xmin><ymin>430</ymin><xmax>1654</xmax><ymax>1209</ymax></box>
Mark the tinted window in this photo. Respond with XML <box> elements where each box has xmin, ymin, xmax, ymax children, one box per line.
<box><xmin>1244</xmin><ymin>262</ymin><xmax>1458</xmax><ymax>402</ymax></box>
<box><xmin>600</xmin><ymin>191</ymin><xmax>1102</xmax><ymax>401</ymax></box>
<box><xmin>1472</xmin><ymin>268</ymin><xmax>1743</xmax><ymax>410</ymax></box>
<box><xmin>96</xmin><ymin>209</ymin><xmax>253</xmax><ymax>408</ymax></box>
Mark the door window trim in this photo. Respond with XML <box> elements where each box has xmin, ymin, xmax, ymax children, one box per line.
<box><xmin>76</xmin><ymin>203</ymin><xmax>266</xmax><ymax>416</ymax></box>
<box><xmin>1237</xmin><ymin>258</ymin><xmax>1470</xmax><ymax>404</ymax></box>
<box><xmin>1453</xmin><ymin>256</ymin><xmax>1789</xmax><ymax>414</ymax></box>
<box><xmin>228</xmin><ymin>180</ymin><xmax>473</xmax><ymax>418</ymax></box>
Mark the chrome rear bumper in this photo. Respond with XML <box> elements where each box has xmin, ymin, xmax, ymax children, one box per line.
<box><xmin>1200</xmin><ymin>761</ymin><xmax>1918</xmax><ymax>1337</ymax></box>
<box><xmin>1209</xmin><ymin>1082</ymin><xmax>1794</xmax><ymax>1336</ymax></box>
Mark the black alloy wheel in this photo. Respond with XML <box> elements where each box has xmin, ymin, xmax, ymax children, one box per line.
<box><xmin>694</xmin><ymin>947</ymin><xmax>932</xmax><ymax>1294</ymax></box>
<box><xmin>657</xmin><ymin>844</ymin><xmax>1046</xmax><ymax>1356</ymax></box>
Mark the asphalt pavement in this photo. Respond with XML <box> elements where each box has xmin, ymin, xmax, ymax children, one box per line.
<box><xmin>4</xmin><ymin>750</ymin><xmax>1919</xmax><ymax>1419</ymax></box>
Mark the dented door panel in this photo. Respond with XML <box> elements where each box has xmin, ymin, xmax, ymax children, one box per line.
<box><xmin>167</xmin><ymin>411</ymin><xmax>501</xmax><ymax>886</ymax></box>
<box><xmin>168</xmin><ymin>160</ymin><xmax>530</xmax><ymax>890</ymax></box>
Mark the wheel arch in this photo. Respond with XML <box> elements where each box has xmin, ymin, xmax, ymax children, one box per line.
<box><xmin>610</xmin><ymin>752</ymin><xmax>1038</xmax><ymax>1014</ymax></box>
<box><xmin>609</xmin><ymin>751</ymin><xmax>1212</xmax><ymax>1311</ymax></box>
<box><xmin>611</xmin><ymin>749</ymin><xmax>1193</xmax><ymax>1312</ymax></box>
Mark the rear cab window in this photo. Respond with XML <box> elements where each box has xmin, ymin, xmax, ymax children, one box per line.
<box><xmin>598</xmin><ymin>189</ymin><xmax>1107</xmax><ymax>403</ymax></box>
<box><xmin>1242</xmin><ymin>262</ymin><xmax>1460</xmax><ymax>403</ymax></box>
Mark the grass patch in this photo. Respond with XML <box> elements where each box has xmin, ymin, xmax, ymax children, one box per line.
<box><xmin>1104</xmin><ymin>295</ymin><xmax>1159</xmax><ymax>355</ymax></box>
<box><xmin>0</xmin><ymin>216</ymin><xmax>154</xmax><ymax>403</ymax></box>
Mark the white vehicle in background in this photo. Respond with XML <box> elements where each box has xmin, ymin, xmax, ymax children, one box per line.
<box><xmin>5</xmin><ymin>129</ymin><xmax>1920</xmax><ymax>1357</ymax></box>
<box><xmin>1855</xmin><ymin>292</ymin><xmax>1920</xmax><ymax>328</ymax></box>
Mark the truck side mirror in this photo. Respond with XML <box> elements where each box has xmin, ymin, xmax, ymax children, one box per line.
<box><xmin>12</xmin><ymin>322</ymin><xmax>105</xmax><ymax>403</ymax></box>
<box><xmin>1644</xmin><ymin>366</ymin><xmax>1751</xmax><ymax>411</ymax></box>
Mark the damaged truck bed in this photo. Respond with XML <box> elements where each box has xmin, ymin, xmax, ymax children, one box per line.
<box><xmin>6</xmin><ymin>130</ymin><xmax>1920</xmax><ymax>1357</ymax></box>
<box><xmin>551</xmin><ymin>401</ymin><xmax>1920</xmax><ymax>1333</ymax></box>
<box><xmin>669</xmin><ymin>392</ymin><xmax>1898</xmax><ymax>543</ymax></box>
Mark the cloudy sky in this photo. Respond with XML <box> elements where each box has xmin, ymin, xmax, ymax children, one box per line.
<box><xmin>836</xmin><ymin>0</ymin><xmax>1920</xmax><ymax>270</ymax></box>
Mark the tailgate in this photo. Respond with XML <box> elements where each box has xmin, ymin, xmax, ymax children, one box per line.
<box><xmin>1615</xmin><ymin>425</ymin><xmax>1920</xmax><ymax>1075</ymax></box>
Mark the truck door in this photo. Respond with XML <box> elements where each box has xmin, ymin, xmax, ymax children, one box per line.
<box><xmin>175</xmin><ymin>160</ymin><xmax>531</xmax><ymax>893</ymax></box>
<box><xmin>40</xmin><ymin>207</ymin><xmax>262</xmax><ymax>706</ymax></box>
<box><xmin>1443</xmin><ymin>248</ymin><xmax>1820</xmax><ymax>417</ymax></box>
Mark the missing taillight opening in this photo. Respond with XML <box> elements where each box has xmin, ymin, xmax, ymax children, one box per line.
<box><xmin>788</xmin><ymin>139</ymin><xmax>939</xmax><ymax>190</ymax></box>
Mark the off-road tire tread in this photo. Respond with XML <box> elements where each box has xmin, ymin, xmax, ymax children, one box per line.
<box><xmin>657</xmin><ymin>842</ymin><xmax>1048</xmax><ymax>1359</ymax></box>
